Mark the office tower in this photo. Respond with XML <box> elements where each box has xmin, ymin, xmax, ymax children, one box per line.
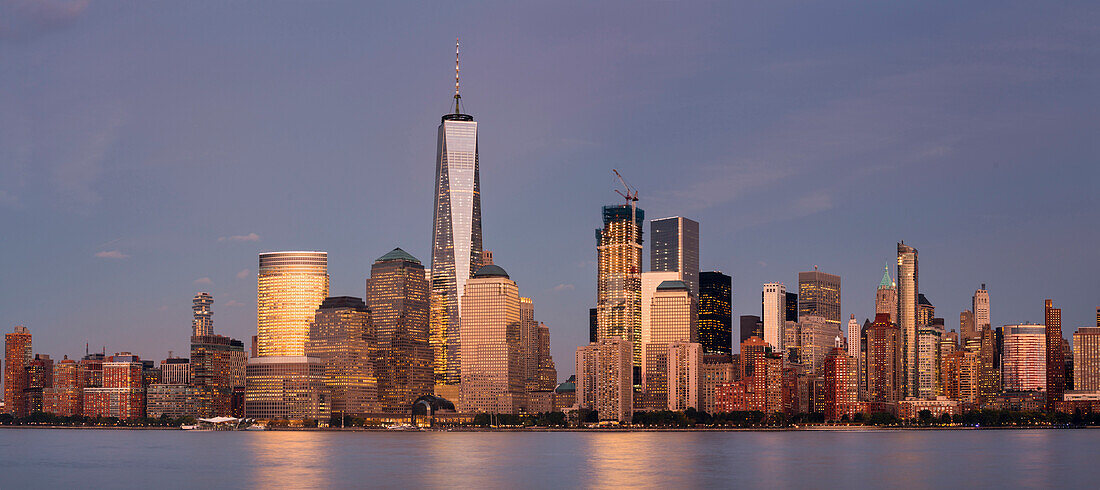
<box><xmin>79</xmin><ymin>352</ymin><xmax>105</xmax><ymax>390</ymax></box>
<box><xmin>147</xmin><ymin>384</ymin><xmax>194</xmax><ymax>419</ymax></box>
<box><xmin>866</xmin><ymin>313</ymin><xmax>900</xmax><ymax>403</ymax></box>
<box><xmin>192</xmin><ymin>334</ymin><xmax>246</xmax><ymax>417</ymax></box>
<box><xmin>642</xmin><ymin>280</ymin><xmax>696</xmax><ymax>410</ymax></box>
<box><xmin>43</xmin><ymin>358</ymin><xmax>82</xmax><ymax>416</ymax></box>
<box><xmin>896</xmin><ymin>241</ymin><xmax>919</xmax><ymax>397</ymax></box>
<box><xmin>875</xmin><ymin>266</ymin><xmax>897</xmax><ymax>324</ymax></box>
<box><xmin>846</xmin><ymin>314</ymin><xmax>860</xmax><ymax>360</ymax></box>
<box><xmin>1045</xmin><ymin>300</ymin><xmax>1065</xmax><ymax>408</ymax></box>
<box><xmin>160</xmin><ymin>357</ymin><xmax>190</xmax><ymax>385</ymax></box>
<box><xmin>973</xmin><ymin>285</ymin><xmax>990</xmax><ymax>329</ymax></box>
<box><xmin>4</xmin><ymin>326</ymin><xmax>32</xmax><ymax>417</ymax></box>
<box><xmin>83</xmin><ymin>353</ymin><xmax>145</xmax><ymax>419</ymax></box>
<box><xmin>916</xmin><ymin>322</ymin><xmax>943</xmax><ymax>398</ymax></box>
<box><xmin>1064</xmin><ymin>338</ymin><xmax>1073</xmax><ymax>391</ymax></box>
<box><xmin>798</xmin><ymin>269</ymin><xmax>841</xmax><ymax>330</ymax></box>
<box><xmin>589</xmin><ymin>308</ymin><xmax>597</xmax><ymax>343</ymax></box>
<box><xmin>650</xmin><ymin>217</ymin><xmax>700</xmax><ymax>297</ymax></box>
<box><xmin>917</xmin><ymin>294</ymin><xmax>934</xmax><ymax>329</ymax></box>
<box><xmin>25</xmin><ymin>354</ymin><xmax>53</xmax><ymax>413</ymax></box>
<box><xmin>641</xmin><ymin>271</ymin><xmax>678</xmax><ymax>347</ymax></box>
<box><xmin>257</xmin><ymin>251</ymin><xmax>330</xmax><ymax>357</ymax></box>
<box><xmin>978</xmin><ymin>324</ymin><xmax>1000</xmax><ymax>408</ymax></box>
<box><xmin>762</xmin><ymin>283</ymin><xmax>787</xmax><ymax>350</ymax></box>
<box><xmin>245</xmin><ymin>356</ymin><xmax>329</xmax><ymax>421</ymax></box>
<box><xmin>430</xmin><ymin>48</ymin><xmax>483</xmax><ymax>387</ymax></box>
<box><xmin>799</xmin><ymin>315</ymin><xmax>839</xmax><ymax>379</ymax></box>
<box><xmin>1001</xmin><ymin>324</ymin><xmax>1047</xmax><ymax>392</ymax></box>
<box><xmin>192</xmin><ymin>292</ymin><xmax>214</xmax><ymax>337</ymax></box>
<box><xmin>460</xmin><ymin>265</ymin><xmax>525</xmax><ymax>415</ymax></box>
<box><xmin>667</xmin><ymin>342</ymin><xmax>702</xmax><ymax>411</ymax></box>
<box><xmin>824</xmin><ymin>344</ymin><xmax>858</xmax><ymax>421</ymax></box>
<box><xmin>701</xmin><ymin>355</ymin><xmax>736</xmax><ymax>414</ymax></box>
<box><xmin>960</xmin><ymin>310</ymin><xmax>977</xmax><ymax>343</ymax></box>
<box><xmin>596</xmin><ymin>204</ymin><xmax>645</xmax><ymax>373</ymax></box>
<box><xmin>575</xmin><ymin>337</ymin><xmax>633</xmax><ymax>424</ymax></box>
<box><xmin>519</xmin><ymin>297</ymin><xmax>538</xmax><ymax>397</ymax></box>
<box><xmin>536</xmin><ymin>322</ymin><xmax>557</xmax><ymax>391</ymax></box>
<box><xmin>366</xmin><ymin>248</ymin><xmax>433</xmax><ymax>412</ymax></box>
<box><xmin>785</xmin><ymin>292</ymin><xmax>799</xmax><ymax>322</ymax></box>
<box><xmin>698</xmin><ymin>271</ymin><xmax>732</xmax><ymax>356</ymax></box>
<box><xmin>1074</xmin><ymin>327</ymin><xmax>1100</xmax><ymax>391</ymax></box>
<box><xmin>739</xmin><ymin>315</ymin><xmax>763</xmax><ymax>345</ymax></box>
<box><xmin>306</xmin><ymin>296</ymin><xmax>378</xmax><ymax>416</ymax></box>
<box><xmin>943</xmin><ymin>348</ymin><xmax>980</xmax><ymax>405</ymax></box>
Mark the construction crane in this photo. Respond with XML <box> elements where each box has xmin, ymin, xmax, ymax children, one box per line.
<box><xmin>612</xmin><ymin>169</ymin><xmax>641</xmax><ymax>273</ymax></box>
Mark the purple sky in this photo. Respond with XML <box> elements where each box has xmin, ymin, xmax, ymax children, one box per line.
<box><xmin>1</xmin><ymin>1</ymin><xmax>1098</xmax><ymax>375</ymax></box>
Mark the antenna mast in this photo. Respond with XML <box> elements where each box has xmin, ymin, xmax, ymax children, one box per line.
<box><xmin>453</xmin><ymin>38</ymin><xmax>461</xmax><ymax>114</ymax></box>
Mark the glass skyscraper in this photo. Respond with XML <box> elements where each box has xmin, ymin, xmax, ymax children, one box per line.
<box><xmin>650</xmin><ymin>216</ymin><xmax>699</xmax><ymax>298</ymax></box>
<box><xmin>596</xmin><ymin>204</ymin><xmax>645</xmax><ymax>368</ymax></box>
<box><xmin>698</xmin><ymin>271</ymin><xmax>732</xmax><ymax>355</ymax></box>
<box><xmin>256</xmin><ymin>251</ymin><xmax>330</xmax><ymax>357</ymax></box>
<box><xmin>430</xmin><ymin>57</ymin><xmax>483</xmax><ymax>386</ymax></box>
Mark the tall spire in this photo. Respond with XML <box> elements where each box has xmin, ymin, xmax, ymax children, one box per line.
<box><xmin>453</xmin><ymin>38</ymin><xmax>461</xmax><ymax>113</ymax></box>
<box><xmin>879</xmin><ymin>265</ymin><xmax>894</xmax><ymax>289</ymax></box>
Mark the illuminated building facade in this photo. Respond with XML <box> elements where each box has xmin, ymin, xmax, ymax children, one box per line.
<box><xmin>642</xmin><ymin>280</ymin><xmax>696</xmax><ymax>410</ymax></box>
<box><xmin>191</xmin><ymin>334</ymin><xmax>246</xmax><ymax>417</ymax></box>
<box><xmin>84</xmin><ymin>353</ymin><xmax>145</xmax><ymax>419</ymax></box>
<box><xmin>4</xmin><ymin>326</ymin><xmax>32</xmax><ymax>416</ymax></box>
<box><xmin>306</xmin><ymin>296</ymin><xmax>378</xmax><ymax>416</ymax></box>
<box><xmin>1045</xmin><ymin>299</ymin><xmax>1066</xmax><ymax>408</ymax></box>
<box><xmin>429</xmin><ymin>70</ymin><xmax>483</xmax><ymax>386</ymax></box>
<box><xmin>257</xmin><ymin>251</ymin><xmax>330</xmax><ymax>357</ymax></box>
<box><xmin>244</xmin><ymin>356</ymin><xmax>328</xmax><ymax>421</ymax></box>
<box><xmin>960</xmin><ymin>310</ymin><xmax>977</xmax><ymax>344</ymax></box>
<box><xmin>973</xmin><ymin>285</ymin><xmax>990</xmax><ymax>330</ymax></box>
<box><xmin>146</xmin><ymin>384</ymin><xmax>194</xmax><ymax>419</ymax></box>
<box><xmin>698</xmin><ymin>271</ymin><xmax>732</xmax><ymax>355</ymax></box>
<box><xmin>43</xmin><ymin>358</ymin><xmax>82</xmax><ymax>416</ymax></box>
<box><xmin>367</xmin><ymin>248</ymin><xmax>433</xmax><ymax>413</ymax></box>
<box><xmin>875</xmin><ymin>266</ymin><xmax>897</xmax><ymax>324</ymax></box>
<box><xmin>192</xmin><ymin>292</ymin><xmax>213</xmax><ymax>337</ymax></box>
<box><xmin>798</xmin><ymin>269</ymin><xmax>841</xmax><ymax>330</ymax></box>
<box><xmin>459</xmin><ymin>265</ymin><xmax>524</xmax><ymax>415</ymax></box>
<box><xmin>824</xmin><ymin>345</ymin><xmax>858</xmax><ymax>421</ymax></box>
<box><xmin>667</xmin><ymin>341</ymin><xmax>702</xmax><ymax>411</ymax></box>
<box><xmin>943</xmin><ymin>348</ymin><xmax>980</xmax><ymax>405</ymax></box>
<box><xmin>701</xmin><ymin>355</ymin><xmax>735</xmax><ymax>414</ymax></box>
<box><xmin>535</xmin><ymin>322</ymin><xmax>558</xmax><ymax>392</ymax></box>
<box><xmin>917</xmin><ymin>322</ymin><xmax>944</xmax><ymax>398</ymax></box>
<box><xmin>650</xmin><ymin>216</ymin><xmax>699</xmax><ymax>297</ymax></box>
<box><xmin>596</xmin><ymin>204</ymin><xmax>645</xmax><ymax>370</ymax></box>
<box><xmin>865</xmin><ymin>313</ymin><xmax>900</xmax><ymax>403</ymax></box>
<box><xmin>1073</xmin><ymin>327</ymin><xmax>1100</xmax><ymax>391</ymax></box>
<box><xmin>160</xmin><ymin>357</ymin><xmax>190</xmax><ymax>385</ymax></box>
<box><xmin>978</xmin><ymin>324</ymin><xmax>1000</xmax><ymax>407</ymax></box>
<box><xmin>762</xmin><ymin>283</ymin><xmax>786</xmax><ymax>350</ymax></box>
<box><xmin>576</xmin><ymin>337</ymin><xmax>633</xmax><ymax>424</ymax></box>
<box><xmin>896</xmin><ymin>241</ymin><xmax>919</xmax><ymax>397</ymax></box>
<box><xmin>1001</xmin><ymin>324</ymin><xmax>1046</xmax><ymax>392</ymax></box>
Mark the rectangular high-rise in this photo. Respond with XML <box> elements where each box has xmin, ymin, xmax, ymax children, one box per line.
<box><xmin>576</xmin><ymin>338</ymin><xmax>633</xmax><ymax>424</ymax></box>
<box><xmin>1045</xmin><ymin>300</ymin><xmax>1065</xmax><ymax>408</ymax></box>
<box><xmin>429</xmin><ymin>101</ymin><xmax>482</xmax><ymax>387</ymax></box>
<box><xmin>866</xmin><ymin>313</ymin><xmax>900</xmax><ymax>403</ymax></box>
<box><xmin>798</xmin><ymin>269</ymin><xmax>841</xmax><ymax>330</ymax></box>
<box><xmin>698</xmin><ymin>271</ymin><xmax>732</xmax><ymax>356</ymax></box>
<box><xmin>596</xmin><ymin>204</ymin><xmax>645</xmax><ymax>370</ymax></box>
<box><xmin>739</xmin><ymin>315</ymin><xmax>762</xmax><ymax>345</ymax></box>
<box><xmin>875</xmin><ymin>266</ymin><xmax>897</xmax><ymax>324</ymax></box>
<box><xmin>4</xmin><ymin>326</ymin><xmax>32</xmax><ymax>417</ymax></box>
<box><xmin>1073</xmin><ymin>327</ymin><xmax>1100</xmax><ymax>391</ymax></box>
<box><xmin>896</xmin><ymin>241</ymin><xmax>919</xmax><ymax>397</ymax></box>
<box><xmin>306</xmin><ymin>296</ymin><xmax>378</xmax><ymax>416</ymax></box>
<box><xmin>257</xmin><ymin>251</ymin><xmax>330</xmax><ymax>357</ymax></box>
<box><xmin>1002</xmin><ymin>324</ymin><xmax>1046</xmax><ymax>392</ymax></box>
<box><xmin>762</xmin><ymin>283</ymin><xmax>787</xmax><ymax>350</ymax></box>
<box><xmin>973</xmin><ymin>285</ymin><xmax>990</xmax><ymax>329</ymax></box>
<box><xmin>650</xmin><ymin>217</ymin><xmax>699</xmax><ymax>298</ymax></box>
<box><xmin>642</xmin><ymin>280</ymin><xmax>696</xmax><ymax>410</ymax></box>
<box><xmin>459</xmin><ymin>265</ymin><xmax>525</xmax><ymax>415</ymax></box>
<box><xmin>367</xmin><ymin>248</ymin><xmax>433</xmax><ymax>413</ymax></box>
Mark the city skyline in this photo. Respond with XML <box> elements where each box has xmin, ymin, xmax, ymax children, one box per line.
<box><xmin>1</xmin><ymin>2</ymin><xmax>1098</xmax><ymax>373</ymax></box>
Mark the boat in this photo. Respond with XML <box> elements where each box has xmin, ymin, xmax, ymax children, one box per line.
<box><xmin>245</xmin><ymin>424</ymin><xmax>266</xmax><ymax>431</ymax></box>
<box><xmin>180</xmin><ymin>424</ymin><xmax>200</xmax><ymax>430</ymax></box>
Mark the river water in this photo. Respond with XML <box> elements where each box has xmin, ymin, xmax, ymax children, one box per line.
<box><xmin>2</xmin><ymin>428</ymin><xmax>1097</xmax><ymax>488</ymax></box>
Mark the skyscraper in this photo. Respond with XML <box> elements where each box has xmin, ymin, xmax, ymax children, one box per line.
<box><xmin>846</xmin><ymin>314</ymin><xmax>860</xmax><ymax>360</ymax></box>
<box><xmin>1045</xmin><ymin>299</ymin><xmax>1065</xmax><ymax>409</ymax></box>
<box><xmin>960</xmin><ymin>310</ymin><xmax>977</xmax><ymax>344</ymax></box>
<box><xmin>430</xmin><ymin>42</ymin><xmax>483</xmax><ymax>387</ymax></box>
<box><xmin>4</xmin><ymin>326</ymin><xmax>31</xmax><ymax>417</ymax></box>
<box><xmin>1001</xmin><ymin>324</ymin><xmax>1046</xmax><ymax>392</ymax></box>
<box><xmin>875</xmin><ymin>266</ymin><xmax>897</xmax><ymax>324</ymax></box>
<box><xmin>459</xmin><ymin>264</ymin><xmax>525</xmax><ymax>415</ymax></box>
<box><xmin>256</xmin><ymin>251</ymin><xmax>330</xmax><ymax>357</ymax></box>
<box><xmin>973</xmin><ymin>285</ymin><xmax>990</xmax><ymax>330</ymax></box>
<box><xmin>642</xmin><ymin>280</ymin><xmax>696</xmax><ymax>410</ymax></box>
<box><xmin>916</xmin><ymin>322</ymin><xmax>943</xmax><ymax>398</ymax></box>
<box><xmin>739</xmin><ymin>315</ymin><xmax>763</xmax><ymax>345</ymax></box>
<box><xmin>667</xmin><ymin>341</ymin><xmax>703</xmax><ymax>411</ymax></box>
<box><xmin>306</xmin><ymin>296</ymin><xmax>378</xmax><ymax>416</ymax></box>
<box><xmin>1073</xmin><ymin>327</ymin><xmax>1100</xmax><ymax>391</ymax></box>
<box><xmin>698</xmin><ymin>271</ymin><xmax>732</xmax><ymax>355</ymax></box>
<box><xmin>785</xmin><ymin>292</ymin><xmax>799</xmax><ymax>322</ymax></box>
<box><xmin>367</xmin><ymin>248</ymin><xmax>433</xmax><ymax>413</ymax></box>
<box><xmin>896</xmin><ymin>241</ymin><xmax>919</xmax><ymax>397</ymax></box>
<box><xmin>575</xmin><ymin>337</ymin><xmax>633</xmax><ymax>424</ymax></box>
<box><xmin>762</xmin><ymin>283</ymin><xmax>787</xmax><ymax>350</ymax></box>
<box><xmin>798</xmin><ymin>269</ymin><xmax>841</xmax><ymax>330</ymax></box>
<box><xmin>650</xmin><ymin>216</ymin><xmax>700</xmax><ymax>298</ymax></box>
<box><xmin>978</xmin><ymin>324</ymin><xmax>1000</xmax><ymax>408</ymax></box>
<box><xmin>191</xmin><ymin>334</ymin><xmax>246</xmax><ymax>417</ymax></box>
<box><xmin>866</xmin><ymin>313</ymin><xmax>900</xmax><ymax>403</ymax></box>
<box><xmin>192</xmin><ymin>292</ymin><xmax>213</xmax><ymax>337</ymax></box>
<box><xmin>596</xmin><ymin>204</ymin><xmax>645</xmax><ymax>369</ymax></box>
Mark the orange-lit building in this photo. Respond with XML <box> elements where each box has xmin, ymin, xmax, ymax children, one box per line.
<box><xmin>4</xmin><ymin>326</ymin><xmax>32</xmax><ymax>416</ymax></box>
<box><xmin>1045</xmin><ymin>300</ymin><xmax>1066</xmax><ymax>409</ymax></box>
<box><xmin>43</xmin><ymin>357</ymin><xmax>82</xmax><ymax>416</ymax></box>
<box><xmin>824</xmin><ymin>346</ymin><xmax>858</xmax><ymax>420</ymax></box>
<box><xmin>83</xmin><ymin>353</ymin><xmax>145</xmax><ymax>419</ymax></box>
<box><xmin>865</xmin><ymin>313</ymin><xmax>900</xmax><ymax>403</ymax></box>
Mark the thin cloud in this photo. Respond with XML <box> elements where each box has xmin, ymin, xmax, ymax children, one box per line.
<box><xmin>224</xmin><ymin>300</ymin><xmax>246</xmax><ymax>308</ymax></box>
<box><xmin>236</xmin><ymin>269</ymin><xmax>251</xmax><ymax>280</ymax></box>
<box><xmin>94</xmin><ymin>250</ymin><xmax>128</xmax><ymax>259</ymax></box>
<box><xmin>219</xmin><ymin>233</ymin><xmax>261</xmax><ymax>242</ymax></box>
<box><xmin>193</xmin><ymin>277</ymin><xmax>213</xmax><ymax>285</ymax></box>
<box><xmin>0</xmin><ymin>0</ymin><xmax>92</xmax><ymax>41</ymax></box>
<box><xmin>552</xmin><ymin>283</ymin><xmax>575</xmax><ymax>292</ymax></box>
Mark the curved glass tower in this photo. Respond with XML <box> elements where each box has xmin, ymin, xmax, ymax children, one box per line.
<box><xmin>430</xmin><ymin>41</ymin><xmax>482</xmax><ymax>385</ymax></box>
<box><xmin>256</xmin><ymin>251</ymin><xmax>329</xmax><ymax>357</ymax></box>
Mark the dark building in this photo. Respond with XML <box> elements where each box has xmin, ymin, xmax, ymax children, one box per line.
<box><xmin>307</xmin><ymin>296</ymin><xmax>378</xmax><ymax>416</ymax></box>
<box><xmin>1045</xmin><ymin>300</ymin><xmax>1065</xmax><ymax>410</ymax></box>
<box><xmin>367</xmin><ymin>248</ymin><xmax>433</xmax><ymax>413</ymax></box>
<box><xmin>739</xmin><ymin>315</ymin><xmax>763</xmax><ymax>345</ymax></box>
<box><xmin>699</xmin><ymin>271</ymin><xmax>732</xmax><ymax>355</ymax></box>
<box><xmin>191</xmin><ymin>334</ymin><xmax>247</xmax><ymax>417</ymax></box>
<box><xmin>785</xmin><ymin>292</ymin><xmax>799</xmax><ymax>322</ymax></box>
<box><xmin>589</xmin><ymin>308</ymin><xmax>598</xmax><ymax>344</ymax></box>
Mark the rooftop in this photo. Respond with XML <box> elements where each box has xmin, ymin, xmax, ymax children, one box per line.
<box><xmin>375</xmin><ymin>247</ymin><xmax>420</xmax><ymax>264</ymax></box>
<box><xmin>472</xmin><ymin>264</ymin><xmax>509</xmax><ymax>279</ymax></box>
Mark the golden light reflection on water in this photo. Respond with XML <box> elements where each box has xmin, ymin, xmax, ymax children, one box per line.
<box><xmin>245</xmin><ymin>432</ymin><xmax>332</xmax><ymax>489</ymax></box>
<box><xmin>582</xmin><ymin>432</ymin><xmax>700</xmax><ymax>488</ymax></box>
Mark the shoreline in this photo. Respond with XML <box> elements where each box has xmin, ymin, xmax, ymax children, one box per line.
<box><xmin>0</xmin><ymin>425</ymin><xmax>1091</xmax><ymax>432</ymax></box>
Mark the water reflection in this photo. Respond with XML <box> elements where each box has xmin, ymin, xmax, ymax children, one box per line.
<box><xmin>582</xmin><ymin>432</ymin><xmax>703</xmax><ymax>487</ymax></box>
<box><xmin>245</xmin><ymin>432</ymin><xmax>333</xmax><ymax>489</ymax></box>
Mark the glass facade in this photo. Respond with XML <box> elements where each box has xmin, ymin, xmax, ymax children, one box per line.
<box><xmin>1002</xmin><ymin>324</ymin><xmax>1046</xmax><ymax>392</ymax></box>
<box><xmin>798</xmin><ymin>271</ymin><xmax>841</xmax><ymax>330</ymax></box>
<box><xmin>650</xmin><ymin>217</ymin><xmax>699</xmax><ymax>297</ymax></box>
<box><xmin>698</xmin><ymin>271</ymin><xmax>732</xmax><ymax>355</ymax></box>
<box><xmin>367</xmin><ymin>249</ymin><xmax>433</xmax><ymax>413</ymax></box>
<box><xmin>306</xmin><ymin>297</ymin><xmax>378</xmax><ymax>416</ymax></box>
<box><xmin>244</xmin><ymin>356</ymin><xmax>328</xmax><ymax>421</ymax></box>
<box><xmin>596</xmin><ymin>204</ymin><xmax>645</xmax><ymax>368</ymax></box>
<box><xmin>192</xmin><ymin>292</ymin><xmax>213</xmax><ymax>337</ymax></box>
<box><xmin>257</xmin><ymin>252</ymin><xmax>329</xmax><ymax>357</ymax></box>
<box><xmin>459</xmin><ymin>269</ymin><xmax>523</xmax><ymax>414</ymax></box>
<box><xmin>896</xmin><ymin>242</ymin><xmax>919</xmax><ymax>397</ymax></box>
<box><xmin>431</xmin><ymin>113</ymin><xmax>482</xmax><ymax>386</ymax></box>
